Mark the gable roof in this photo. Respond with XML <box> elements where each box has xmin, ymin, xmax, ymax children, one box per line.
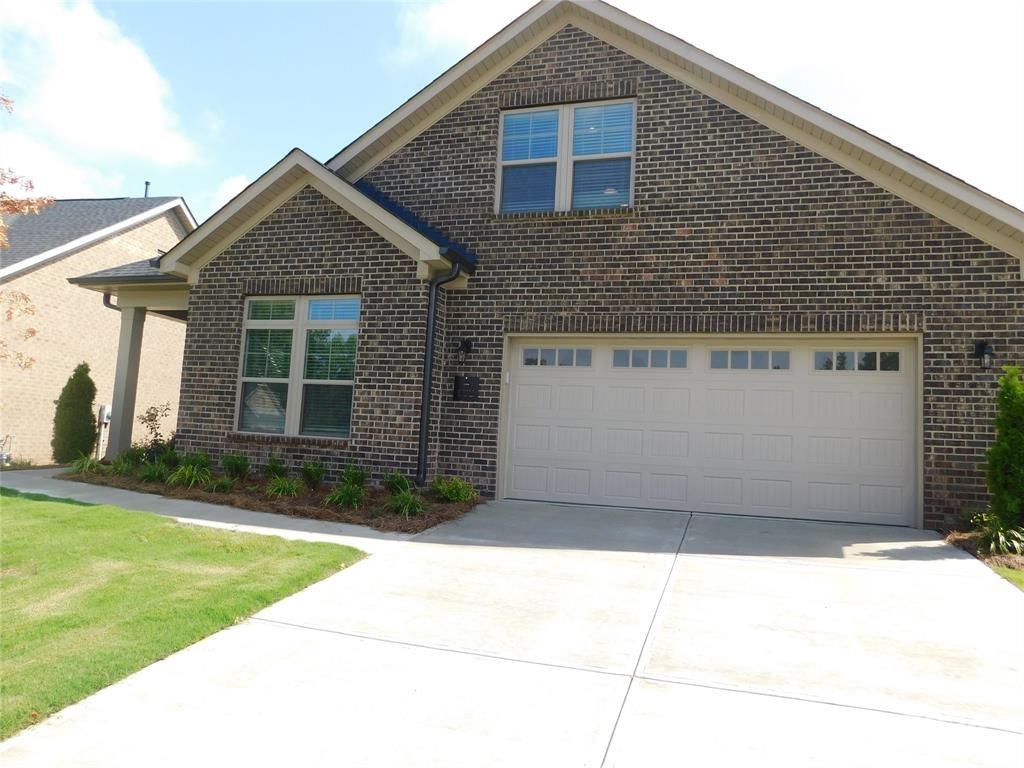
<box><xmin>326</xmin><ymin>0</ymin><xmax>1024</xmax><ymax>267</ymax></box>
<box><xmin>1</xmin><ymin>196</ymin><xmax>196</xmax><ymax>281</ymax></box>
<box><xmin>157</xmin><ymin>148</ymin><xmax>475</xmax><ymax>283</ymax></box>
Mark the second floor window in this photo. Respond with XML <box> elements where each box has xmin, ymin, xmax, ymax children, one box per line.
<box><xmin>498</xmin><ymin>100</ymin><xmax>635</xmax><ymax>214</ymax></box>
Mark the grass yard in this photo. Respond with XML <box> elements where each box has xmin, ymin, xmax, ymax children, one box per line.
<box><xmin>0</xmin><ymin>488</ymin><xmax>363</xmax><ymax>739</ymax></box>
<box><xmin>993</xmin><ymin>565</ymin><xmax>1024</xmax><ymax>591</ymax></box>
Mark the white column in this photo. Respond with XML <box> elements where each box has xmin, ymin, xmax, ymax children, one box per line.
<box><xmin>106</xmin><ymin>306</ymin><xmax>146</xmax><ymax>458</ymax></box>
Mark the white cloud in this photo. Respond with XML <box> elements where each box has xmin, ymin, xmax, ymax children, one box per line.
<box><xmin>387</xmin><ymin>0</ymin><xmax>1024</xmax><ymax>209</ymax></box>
<box><xmin>0</xmin><ymin>0</ymin><xmax>195</xmax><ymax>165</ymax></box>
<box><xmin>0</xmin><ymin>130</ymin><xmax>125</xmax><ymax>198</ymax></box>
<box><xmin>209</xmin><ymin>174</ymin><xmax>249</xmax><ymax>212</ymax></box>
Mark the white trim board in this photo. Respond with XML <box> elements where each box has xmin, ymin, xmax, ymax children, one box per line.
<box><xmin>0</xmin><ymin>199</ymin><xmax>195</xmax><ymax>283</ymax></box>
<box><xmin>325</xmin><ymin>0</ymin><xmax>1024</xmax><ymax>271</ymax></box>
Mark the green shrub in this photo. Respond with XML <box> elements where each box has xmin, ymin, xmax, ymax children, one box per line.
<box><xmin>205</xmin><ymin>477</ymin><xmax>236</xmax><ymax>493</ymax></box>
<box><xmin>265</xmin><ymin>455</ymin><xmax>288</xmax><ymax>479</ymax></box>
<box><xmin>986</xmin><ymin>366</ymin><xmax>1024</xmax><ymax>528</ymax></box>
<box><xmin>384</xmin><ymin>489</ymin><xmax>425</xmax><ymax>519</ymax></box>
<box><xmin>110</xmin><ymin>457</ymin><xmax>136</xmax><ymax>477</ymax></box>
<box><xmin>222</xmin><ymin>453</ymin><xmax>250</xmax><ymax>480</ymax></box>
<box><xmin>51</xmin><ymin>363</ymin><xmax>98</xmax><ymax>463</ymax></box>
<box><xmin>110</xmin><ymin>448</ymin><xmax>146</xmax><ymax>476</ymax></box>
<box><xmin>324</xmin><ymin>482</ymin><xmax>365</xmax><ymax>509</ymax></box>
<box><xmin>180</xmin><ymin>452</ymin><xmax>210</xmax><ymax>470</ymax></box>
<box><xmin>155</xmin><ymin>445</ymin><xmax>180</xmax><ymax>469</ymax></box>
<box><xmin>429</xmin><ymin>475</ymin><xmax>476</xmax><ymax>502</ymax></box>
<box><xmin>383</xmin><ymin>471</ymin><xmax>412</xmax><ymax>494</ymax></box>
<box><xmin>69</xmin><ymin>454</ymin><xmax>104</xmax><ymax>474</ymax></box>
<box><xmin>300</xmin><ymin>460</ymin><xmax>325</xmax><ymax>490</ymax></box>
<box><xmin>137</xmin><ymin>461</ymin><xmax>171</xmax><ymax>483</ymax></box>
<box><xmin>167</xmin><ymin>463</ymin><xmax>212</xmax><ymax>489</ymax></box>
<box><xmin>972</xmin><ymin>509</ymin><xmax>1024</xmax><ymax>556</ymax></box>
<box><xmin>341</xmin><ymin>461</ymin><xmax>369</xmax><ymax>487</ymax></box>
<box><xmin>265</xmin><ymin>476</ymin><xmax>301</xmax><ymax>498</ymax></box>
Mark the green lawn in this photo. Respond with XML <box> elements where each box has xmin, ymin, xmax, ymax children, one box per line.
<box><xmin>993</xmin><ymin>565</ymin><xmax>1024</xmax><ymax>591</ymax></box>
<box><xmin>0</xmin><ymin>488</ymin><xmax>363</xmax><ymax>739</ymax></box>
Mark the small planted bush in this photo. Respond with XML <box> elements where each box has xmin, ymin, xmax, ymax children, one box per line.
<box><xmin>383</xmin><ymin>471</ymin><xmax>412</xmax><ymax>495</ymax></box>
<box><xmin>205</xmin><ymin>477</ymin><xmax>236</xmax><ymax>494</ymax></box>
<box><xmin>265</xmin><ymin>476</ymin><xmax>301</xmax><ymax>499</ymax></box>
<box><xmin>155</xmin><ymin>445</ymin><xmax>180</xmax><ymax>469</ymax></box>
<box><xmin>137</xmin><ymin>461</ymin><xmax>171</xmax><ymax>483</ymax></box>
<box><xmin>52</xmin><ymin>363</ymin><xmax>98</xmax><ymax>463</ymax></box>
<box><xmin>168</xmin><ymin>463</ymin><xmax>213</xmax><ymax>489</ymax></box>
<box><xmin>181</xmin><ymin>452</ymin><xmax>210</xmax><ymax>470</ymax></box>
<box><xmin>341</xmin><ymin>461</ymin><xmax>369</xmax><ymax>488</ymax></box>
<box><xmin>384</xmin><ymin>489</ymin><xmax>425</xmax><ymax>519</ymax></box>
<box><xmin>300</xmin><ymin>460</ymin><xmax>325</xmax><ymax>490</ymax></box>
<box><xmin>222</xmin><ymin>453</ymin><xmax>250</xmax><ymax>481</ymax></box>
<box><xmin>977</xmin><ymin>365</ymin><xmax>1024</xmax><ymax>554</ymax></box>
<box><xmin>429</xmin><ymin>475</ymin><xmax>476</xmax><ymax>503</ymax></box>
<box><xmin>324</xmin><ymin>482</ymin><xmax>365</xmax><ymax>509</ymax></box>
<box><xmin>70</xmin><ymin>454</ymin><xmax>104</xmax><ymax>474</ymax></box>
<box><xmin>110</xmin><ymin>456</ymin><xmax>136</xmax><ymax>477</ymax></box>
<box><xmin>265</xmin><ymin>455</ymin><xmax>288</xmax><ymax>479</ymax></box>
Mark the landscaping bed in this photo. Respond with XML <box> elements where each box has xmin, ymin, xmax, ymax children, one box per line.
<box><xmin>62</xmin><ymin>465</ymin><xmax>478</xmax><ymax>534</ymax></box>
<box><xmin>946</xmin><ymin>529</ymin><xmax>1024</xmax><ymax>591</ymax></box>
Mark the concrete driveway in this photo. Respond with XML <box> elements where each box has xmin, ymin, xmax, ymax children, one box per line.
<box><xmin>2</xmin><ymin>499</ymin><xmax>1022</xmax><ymax>767</ymax></box>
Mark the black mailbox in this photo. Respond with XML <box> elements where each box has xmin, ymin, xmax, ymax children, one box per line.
<box><xmin>453</xmin><ymin>375</ymin><xmax>480</xmax><ymax>401</ymax></box>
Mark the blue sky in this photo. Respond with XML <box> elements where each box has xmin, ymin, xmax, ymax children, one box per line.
<box><xmin>2</xmin><ymin>0</ymin><xmax>1022</xmax><ymax>221</ymax></box>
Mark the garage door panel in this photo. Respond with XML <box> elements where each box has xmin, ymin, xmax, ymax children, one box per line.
<box><xmin>505</xmin><ymin>339</ymin><xmax>917</xmax><ymax>525</ymax></box>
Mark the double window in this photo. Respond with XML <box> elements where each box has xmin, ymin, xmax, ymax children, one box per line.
<box><xmin>238</xmin><ymin>296</ymin><xmax>359</xmax><ymax>438</ymax></box>
<box><xmin>498</xmin><ymin>100</ymin><xmax>635</xmax><ymax>213</ymax></box>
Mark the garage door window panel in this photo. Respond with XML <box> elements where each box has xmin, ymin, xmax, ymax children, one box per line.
<box><xmin>613</xmin><ymin>348</ymin><xmax>688</xmax><ymax>369</ymax></box>
<box><xmin>711</xmin><ymin>349</ymin><xmax>791</xmax><ymax>371</ymax></box>
<box><xmin>814</xmin><ymin>350</ymin><xmax>901</xmax><ymax>372</ymax></box>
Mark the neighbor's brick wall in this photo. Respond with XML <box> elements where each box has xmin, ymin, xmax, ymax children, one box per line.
<box><xmin>174</xmin><ymin>186</ymin><xmax>433</xmax><ymax>481</ymax></box>
<box><xmin>361</xmin><ymin>24</ymin><xmax>1023</xmax><ymax>528</ymax></box>
<box><xmin>1</xmin><ymin>212</ymin><xmax>188</xmax><ymax>463</ymax></box>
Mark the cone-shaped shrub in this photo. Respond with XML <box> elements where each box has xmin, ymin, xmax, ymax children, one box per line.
<box><xmin>987</xmin><ymin>365</ymin><xmax>1024</xmax><ymax>527</ymax></box>
<box><xmin>51</xmin><ymin>363</ymin><xmax>98</xmax><ymax>463</ymax></box>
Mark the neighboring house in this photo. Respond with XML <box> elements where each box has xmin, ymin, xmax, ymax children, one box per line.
<box><xmin>73</xmin><ymin>1</ymin><xmax>1023</xmax><ymax>529</ymax></box>
<box><xmin>2</xmin><ymin>197</ymin><xmax>195</xmax><ymax>463</ymax></box>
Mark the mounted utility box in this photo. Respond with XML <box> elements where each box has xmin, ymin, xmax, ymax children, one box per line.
<box><xmin>453</xmin><ymin>375</ymin><xmax>480</xmax><ymax>401</ymax></box>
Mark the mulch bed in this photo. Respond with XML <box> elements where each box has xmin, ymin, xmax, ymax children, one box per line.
<box><xmin>945</xmin><ymin>529</ymin><xmax>1024</xmax><ymax>571</ymax></box>
<box><xmin>61</xmin><ymin>472</ymin><xmax>477</xmax><ymax>534</ymax></box>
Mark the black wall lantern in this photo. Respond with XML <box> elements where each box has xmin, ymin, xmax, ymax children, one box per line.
<box><xmin>973</xmin><ymin>340</ymin><xmax>995</xmax><ymax>370</ymax></box>
<box><xmin>456</xmin><ymin>338</ymin><xmax>474</xmax><ymax>364</ymax></box>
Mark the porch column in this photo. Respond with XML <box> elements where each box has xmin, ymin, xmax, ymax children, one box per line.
<box><xmin>106</xmin><ymin>306</ymin><xmax>147</xmax><ymax>458</ymax></box>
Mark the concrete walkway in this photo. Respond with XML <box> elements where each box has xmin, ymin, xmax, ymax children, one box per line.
<box><xmin>1</xmin><ymin>474</ymin><xmax>1022</xmax><ymax>766</ymax></box>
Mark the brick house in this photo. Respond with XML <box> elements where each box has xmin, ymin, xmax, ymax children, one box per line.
<box><xmin>2</xmin><ymin>197</ymin><xmax>194</xmax><ymax>463</ymax></box>
<box><xmin>73</xmin><ymin>1</ymin><xmax>1023</xmax><ymax>529</ymax></box>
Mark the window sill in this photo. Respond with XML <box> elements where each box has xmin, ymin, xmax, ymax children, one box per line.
<box><xmin>494</xmin><ymin>205</ymin><xmax>637</xmax><ymax>221</ymax></box>
<box><xmin>227</xmin><ymin>431</ymin><xmax>352</xmax><ymax>448</ymax></box>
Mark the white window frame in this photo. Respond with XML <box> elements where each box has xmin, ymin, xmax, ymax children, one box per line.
<box><xmin>811</xmin><ymin>349</ymin><xmax>903</xmax><ymax>374</ymax></box>
<box><xmin>610</xmin><ymin>347</ymin><xmax>689</xmax><ymax>370</ymax></box>
<box><xmin>236</xmin><ymin>295</ymin><xmax>360</xmax><ymax>437</ymax></box>
<box><xmin>495</xmin><ymin>98</ymin><xmax>637</xmax><ymax>214</ymax></box>
<box><xmin>707</xmin><ymin>348</ymin><xmax>793</xmax><ymax>372</ymax></box>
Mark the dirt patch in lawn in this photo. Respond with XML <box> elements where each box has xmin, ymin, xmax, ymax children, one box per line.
<box><xmin>62</xmin><ymin>472</ymin><xmax>477</xmax><ymax>534</ymax></box>
<box><xmin>945</xmin><ymin>530</ymin><xmax>1024</xmax><ymax>571</ymax></box>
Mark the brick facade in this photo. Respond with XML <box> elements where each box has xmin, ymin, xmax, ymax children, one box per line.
<box><xmin>1</xmin><ymin>212</ymin><xmax>188</xmax><ymax>463</ymax></box>
<box><xmin>175</xmin><ymin>25</ymin><xmax>1022</xmax><ymax>528</ymax></box>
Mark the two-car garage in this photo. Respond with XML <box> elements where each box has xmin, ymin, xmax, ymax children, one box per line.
<box><xmin>501</xmin><ymin>337</ymin><xmax>919</xmax><ymax>526</ymax></box>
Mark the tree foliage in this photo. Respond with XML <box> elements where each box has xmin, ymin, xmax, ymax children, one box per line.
<box><xmin>51</xmin><ymin>363</ymin><xmax>98</xmax><ymax>463</ymax></box>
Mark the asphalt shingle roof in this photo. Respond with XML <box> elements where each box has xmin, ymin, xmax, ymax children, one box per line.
<box><xmin>67</xmin><ymin>259</ymin><xmax>185</xmax><ymax>286</ymax></box>
<box><xmin>353</xmin><ymin>179</ymin><xmax>477</xmax><ymax>271</ymax></box>
<box><xmin>1</xmin><ymin>197</ymin><xmax>181</xmax><ymax>270</ymax></box>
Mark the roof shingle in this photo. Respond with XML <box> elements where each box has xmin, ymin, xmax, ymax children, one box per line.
<box><xmin>1</xmin><ymin>197</ymin><xmax>182</xmax><ymax>270</ymax></box>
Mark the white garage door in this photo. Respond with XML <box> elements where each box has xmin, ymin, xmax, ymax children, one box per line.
<box><xmin>503</xmin><ymin>338</ymin><xmax>917</xmax><ymax>526</ymax></box>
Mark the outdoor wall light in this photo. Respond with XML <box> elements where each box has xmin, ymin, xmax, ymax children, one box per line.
<box><xmin>973</xmin><ymin>340</ymin><xmax>995</xmax><ymax>370</ymax></box>
<box><xmin>456</xmin><ymin>338</ymin><xmax>474</xmax><ymax>364</ymax></box>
